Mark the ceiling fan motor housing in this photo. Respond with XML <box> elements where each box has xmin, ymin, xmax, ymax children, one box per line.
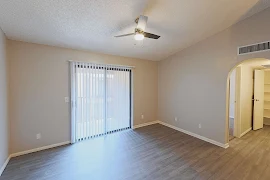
<box><xmin>135</xmin><ymin>28</ymin><xmax>144</xmax><ymax>34</ymax></box>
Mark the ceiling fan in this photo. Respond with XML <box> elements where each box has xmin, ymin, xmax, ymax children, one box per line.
<box><xmin>115</xmin><ymin>15</ymin><xmax>160</xmax><ymax>41</ymax></box>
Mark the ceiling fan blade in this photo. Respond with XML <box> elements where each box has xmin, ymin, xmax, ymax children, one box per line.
<box><xmin>137</xmin><ymin>15</ymin><xmax>148</xmax><ymax>31</ymax></box>
<box><xmin>115</xmin><ymin>33</ymin><xmax>135</xmax><ymax>38</ymax></box>
<box><xmin>143</xmin><ymin>32</ymin><xmax>160</xmax><ymax>39</ymax></box>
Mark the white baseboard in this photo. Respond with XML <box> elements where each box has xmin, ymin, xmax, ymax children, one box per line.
<box><xmin>133</xmin><ymin>120</ymin><xmax>159</xmax><ymax>129</ymax></box>
<box><xmin>3</xmin><ymin>120</ymin><xmax>229</xmax><ymax>174</ymax></box>
<box><xmin>240</xmin><ymin>127</ymin><xmax>252</xmax><ymax>137</ymax></box>
<box><xmin>158</xmin><ymin>121</ymin><xmax>229</xmax><ymax>149</ymax></box>
<box><xmin>10</xmin><ymin>141</ymin><xmax>71</xmax><ymax>158</ymax></box>
<box><xmin>0</xmin><ymin>155</ymin><xmax>11</xmax><ymax>176</ymax></box>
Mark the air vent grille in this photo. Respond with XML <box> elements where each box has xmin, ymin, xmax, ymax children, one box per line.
<box><xmin>262</xmin><ymin>64</ymin><xmax>270</xmax><ymax>68</ymax></box>
<box><xmin>238</xmin><ymin>41</ymin><xmax>270</xmax><ymax>55</ymax></box>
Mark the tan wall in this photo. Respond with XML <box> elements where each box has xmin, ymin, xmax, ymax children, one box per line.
<box><xmin>158</xmin><ymin>8</ymin><xmax>270</xmax><ymax>144</ymax></box>
<box><xmin>8</xmin><ymin>40</ymin><xmax>158</xmax><ymax>153</ymax></box>
<box><xmin>0</xmin><ymin>28</ymin><xmax>8</xmax><ymax>168</ymax></box>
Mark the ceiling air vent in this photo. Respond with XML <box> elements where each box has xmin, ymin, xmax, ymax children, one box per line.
<box><xmin>238</xmin><ymin>41</ymin><xmax>270</xmax><ymax>55</ymax></box>
<box><xmin>262</xmin><ymin>64</ymin><xmax>270</xmax><ymax>68</ymax></box>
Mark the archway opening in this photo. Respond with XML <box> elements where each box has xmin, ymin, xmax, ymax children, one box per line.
<box><xmin>226</xmin><ymin>58</ymin><xmax>270</xmax><ymax>144</ymax></box>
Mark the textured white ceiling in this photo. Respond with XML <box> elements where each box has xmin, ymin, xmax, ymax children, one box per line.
<box><xmin>0</xmin><ymin>0</ymin><xmax>270</xmax><ymax>61</ymax></box>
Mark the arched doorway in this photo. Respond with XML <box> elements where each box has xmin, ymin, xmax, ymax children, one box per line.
<box><xmin>226</xmin><ymin>58</ymin><xmax>270</xmax><ymax>144</ymax></box>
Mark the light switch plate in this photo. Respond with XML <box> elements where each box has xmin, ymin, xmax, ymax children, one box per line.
<box><xmin>64</xmin><ymin>97</ymin><xmax>69</xmax><ymax>103</ymax></box>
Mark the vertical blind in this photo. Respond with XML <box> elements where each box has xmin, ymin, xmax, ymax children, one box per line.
<box><xmin>70</xmin><ymin>62</ymin><xmax>132</xmax><ymax>143</ymax></box>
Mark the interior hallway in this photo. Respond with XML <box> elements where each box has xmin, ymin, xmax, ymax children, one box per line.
<box><xmin>229</xmin><ymin>117</ymin><xmax>235</xmax><ymax>141</ymax></box>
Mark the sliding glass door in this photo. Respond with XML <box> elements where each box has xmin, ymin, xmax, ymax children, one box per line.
<box><xmin>70</xmin><ymin>62</ymin><xmax>131</xmax><ymax>143</ymax></box>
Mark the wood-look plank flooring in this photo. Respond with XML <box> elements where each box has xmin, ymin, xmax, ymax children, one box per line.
<box><xmin>1</xmin><ymin>124</ymin><xmax>270</xmax><ymax>180</ymax></box>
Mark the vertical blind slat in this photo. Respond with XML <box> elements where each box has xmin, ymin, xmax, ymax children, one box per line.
<box><xmin>93</xmin><ymin>63</ymin><xmax>96</xmax><ymax>136</ymax></box>
<box><xmin>79</xmin><ymin>62</ymin><xmax>82</xmax><ymax>140</ymax></box>
<box><xmin>83</xmin><ymin>62</ymin><xmax>86</xmax><ymax>139</ymax></box>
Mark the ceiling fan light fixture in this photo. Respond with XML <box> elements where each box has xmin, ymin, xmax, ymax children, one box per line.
<box><xmin>134</xmin><ymin>33</ymin><xmax>144</xmax><ymax>41</ymax></box>
<box><xmin>115</xmin><ymin>15</ymin><xmax>160</xmax><ymax>40</ymax></box>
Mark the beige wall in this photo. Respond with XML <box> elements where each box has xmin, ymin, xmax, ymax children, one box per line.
<box><xmin>8</xmin><ymin>40</ymin><xmax>158</xmax><ymax>153</ymax></box>
<box><xmin>158</xmin><ymin>8</ymin><xmax>270</xmax><ymax>144</ymax></box>
<box><xmin>0</xmin><ymin>29</ymin><xmax>8</xmax><ymax>168</ymax></box>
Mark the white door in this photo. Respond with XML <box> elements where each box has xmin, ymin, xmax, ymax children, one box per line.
<box><xmin>253</xmin><ymin>70</ymin><xmax>264</xmax><ymax>130</ymax></box>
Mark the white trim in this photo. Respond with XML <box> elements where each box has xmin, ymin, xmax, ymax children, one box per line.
<box><xmin>240</xmin><ymin>127</ymin><xmax>252</xmax><ymax>137</ymax></box>
<box><xmin>158</xmin><ymin>121</ymin><xmax>229</xmax><ymax>149</ymax></box>
<box><xmin>70</xmin><ymin>62</ymin><xmax>76</xmax><ymax>144</ymax></box>
<box><xmin>234</xmin><ymin>66</ymin><xmax>242</xmax><ymax>138</ymax></box>
<box><xmin>132</xmin><ymin>120</ymin><xmax>159</xmax><ymax>129</ymax></box>
<box><xmin>10</xmin><ymin>141</ymin><xmax>71</xmax><ymax>158</ymax></box>
<box><xmin>223</xmin><ymin>143</ymin><xmax>230</xmax><ymax>149</ymax></box>
<box><xmin>0</xmin><ymin>155</ymin><xmax>11</xmax><ymax>176</ymax></box>
<box><xmin>1</xmin><ymin>122</ymin><xmax>230</xmax><ymax>176</ymax></box>
<box><xmin>130</xmin><ymin>70</ymin><xmax>134</xmax><ymax>130</ymax></box>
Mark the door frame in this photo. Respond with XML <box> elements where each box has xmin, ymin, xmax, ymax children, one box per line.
<box><xmin>234</xmin><ymin>66</ymin><xmax>242</xmax><ymax>138</ymax></box>
<box><xmin>229</xmin><ymin>66</ymin><xmax>242</xmax><ymax>139</ymax></box>
<box><xmin>229</xmin><ymin>67</ymin><xmax>241</xmax><ymax>138</ymax></box>
<box><xmin>69</xmin><ymin>61</ymin><xmax>134</xmax><ymax>143</ymax></box>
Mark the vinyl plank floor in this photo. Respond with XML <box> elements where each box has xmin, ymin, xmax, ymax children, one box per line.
<box><xmin>1</xmin><ymin>124</ymin><xmax>270</xmax><ymax>180</ymax></box>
